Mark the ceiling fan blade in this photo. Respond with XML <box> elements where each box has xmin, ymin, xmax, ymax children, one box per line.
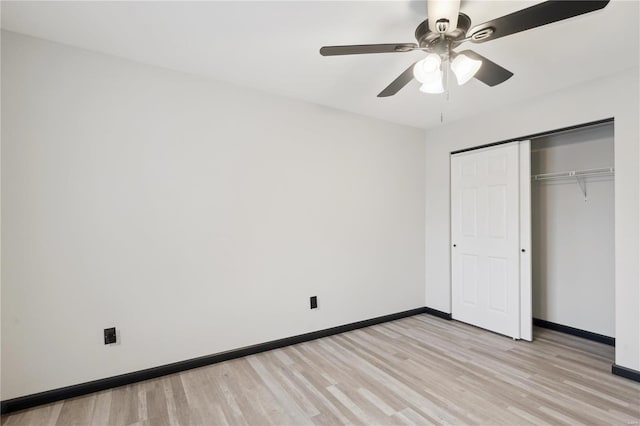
<box><xmin>468</xmin><ymin>0</ymin><xmax>609</xmax><ymax>44</ymax></box>
<box><xmin>458</xmin><ymin>50</ymin><xmax>513</xmax><ymax>86</ymax></box>
<box><xmin>320</xmin><ymin>43</ymin><xmax>418</xmax><ymax>56</ymax></box>
<box><xmin>378</xmin><ymin>62</ymin><xmax>417</xmax><ymax>97</ymax></box>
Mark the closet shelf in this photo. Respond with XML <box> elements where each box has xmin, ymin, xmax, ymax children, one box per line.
<box><xmin>532</xmin><ymin>167</ymin><xmax>614</xmax><ymax>181</ymax></box>
<box><xmin>531</xmin><ymin>167</ymin><xmax>614</xmax><ymax>201</ymax></box>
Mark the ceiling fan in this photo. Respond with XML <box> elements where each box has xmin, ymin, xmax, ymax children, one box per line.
<box><xmin>319</xmin><ymin>0</ymin><xmax>609</xmax><ymax>97</ymax></box>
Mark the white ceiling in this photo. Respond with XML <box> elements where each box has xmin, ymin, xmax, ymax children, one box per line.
<box><xmin>1</xmin><ymin>1</ymin><xmax>638</xmax><ymax>130</ymax></box>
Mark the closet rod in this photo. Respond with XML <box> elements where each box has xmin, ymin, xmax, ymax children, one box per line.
<box><xmin>532</xmin><ymin>167</ymin><xmax>614</xmax><ymax>182</ymax></box>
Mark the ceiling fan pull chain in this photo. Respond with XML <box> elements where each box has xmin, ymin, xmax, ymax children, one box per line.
<box><xmin>443</xmin><ymin>55</ymin><xmax>448</xmax><ymax>95</ymax></box>
<box><xmin>445</xmin><ymin>60</ymin><xmax>450</xmax><ymax>124</ymax></box>
<box><xmin>444</xmin><ymin>52</ymin><xmax>451</xmax><ymax>103</ymax></box>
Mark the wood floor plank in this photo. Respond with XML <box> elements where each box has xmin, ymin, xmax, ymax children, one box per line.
<box><xmin>3</xmin><ymin>315</ymin><xmax>640</xmax><ymax>425</ymax></box>
<box><xmin>54</xmin><ymin>394</ymin><xmax>96</xmax><ymax>426</ymax></box>
<box><xmin>90</xmin><ymin>391</ymin><xmax>111</xmax><ymax>426</ymax></box>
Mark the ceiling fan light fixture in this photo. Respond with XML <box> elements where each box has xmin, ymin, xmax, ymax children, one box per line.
<box><xmin>413</xmin><ymin>53</ymin><xmax>441</xmax><ymax>83</ymax></box>
<box><xmin>451</xmin><ymin>53</ymin><xmax>482</xmax><ymax>85</ymax></box>
<box><xmin>418</xmin><ymin>71</ymin><xmax>445</xmax><ymax>94</ymax></box>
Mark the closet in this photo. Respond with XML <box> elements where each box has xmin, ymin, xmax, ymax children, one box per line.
<box><xmin>530</xmin><ymin>122</ymin><xmax>615</xmax><ymax>339</ymax></box>
<box><xmin>450</xmin><ymin>121</ymin><xmax>614</xmax><ymax>343</ymax></box>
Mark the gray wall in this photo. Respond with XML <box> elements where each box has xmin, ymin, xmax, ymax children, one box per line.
<box><xmin>1</xmin><ymin>31</ymin><xmax>427</xmax><ymax>400</ymax></box>
<box><xmin>531</xmin><ymin>124</ymin><xmax>614</xmax><ymax>337</ymax></box>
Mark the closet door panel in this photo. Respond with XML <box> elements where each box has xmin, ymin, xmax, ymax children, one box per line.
<box><xmin>461</xmin><ymin>254</ymin><xmax>479</xmax><ymax>306</ymax></box>
<box><xmin>488</xmin><ymin>256</ymin><xmax>508</xmax><ymax>313</ymax></box>
<box><xmin>462</xmin><ymin>188</ymin><xmax>478</xmax><ymax>237</ymax></box>
<box><xmin>488</xmin><ymin>185</ymin><xmax>507</xmax><ymax>238</ymax></box>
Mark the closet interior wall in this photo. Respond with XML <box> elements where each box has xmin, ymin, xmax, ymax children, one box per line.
<box><xmin>531</xmin><ymin>123</ymin><xmax>615</xmax><ymax>337</ymax></box>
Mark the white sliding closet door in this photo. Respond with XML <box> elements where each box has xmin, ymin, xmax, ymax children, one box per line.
<box><xmin>519</xmin><ymin>140</ymin><xmax>532</xmax><ymax>341</ymax></box>
<box><xmin>451</xmin><ymin>142</ymin><xmax>529</xmax><ymax>339</ymax></box>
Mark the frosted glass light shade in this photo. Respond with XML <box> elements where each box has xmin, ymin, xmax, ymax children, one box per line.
<box><xmin>422</xmin><ymin>54</ymin><xmax>441</xmax><ymax>74</ymax></box>
<box><xmin>413</xmin><ymin>54</ymin><xmax>441</xmax><ymax>83</ymax></box>
<box><xmin>451</xmin><ymin>53</ymin><xmax>482</xmax><ymax>85</ymax></box>
<box><xmin>419</xmin><ymin>71</ymin><xmax>445</xmax><ymax>94</ymax></box>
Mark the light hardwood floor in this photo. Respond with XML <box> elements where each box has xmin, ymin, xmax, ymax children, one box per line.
<box><xmin>3</xmin><ymin>314</ymin><xmax>639</xmax><ymax>425</ymax></box>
